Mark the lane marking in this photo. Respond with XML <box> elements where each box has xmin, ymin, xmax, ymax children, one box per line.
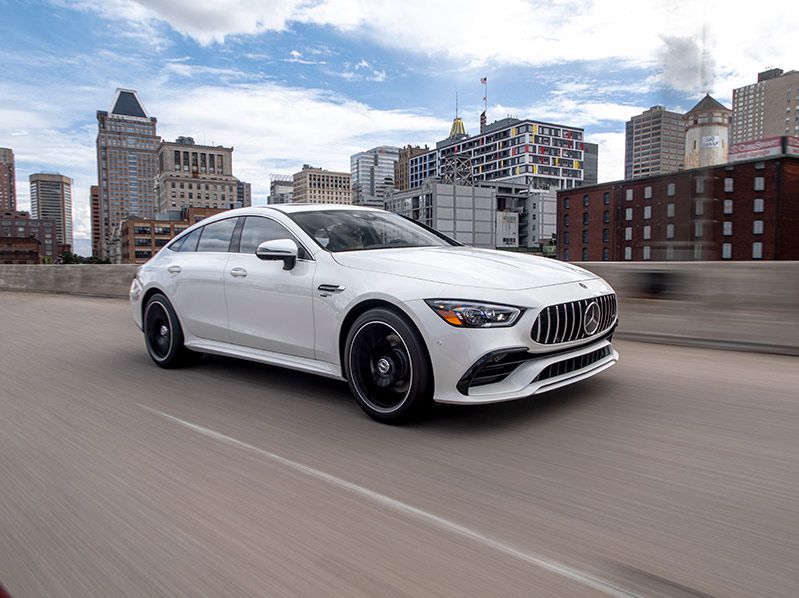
<box><xmin>138</xmin><ymin>404</ymin><xmax>638</xmax><ymax>597</ymax></box>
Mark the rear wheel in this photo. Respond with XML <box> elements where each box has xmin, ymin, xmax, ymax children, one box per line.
<box><xmin>143</xmin><ymin>293</ymin><xmax>202</xmax><ymax>368</ymax></box>
<box><xmin>344</xmin><ymin>308</ymin><xmax>433</xmax><ymax>423</ymax></box>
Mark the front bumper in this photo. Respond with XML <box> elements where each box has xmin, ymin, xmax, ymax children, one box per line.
<box><xmin>403</xmin><ymin>279</ymin><xmax>619</xmax><ymax>405</ymax></box>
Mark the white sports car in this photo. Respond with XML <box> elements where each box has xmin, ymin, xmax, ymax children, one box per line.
<box><xmin>130</xmin><ymin>204</ymin><xmax>618</xmax><ymax>423</ymax></box>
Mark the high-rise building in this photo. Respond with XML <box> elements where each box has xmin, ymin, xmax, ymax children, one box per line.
<box><xmin>95</xmin><ymin>89</ymin><xmax>160</xmax><ymax>259</ymax></box>
<box><xmin>90</xmin><ymin>185</ymin><xmax>101</xmax><ymax>258</ymax></box>
<box><xmin>292</xmin><ymin>165</ymin><xmax>351</xmax><ymax>204</ymax></box>
<box><xmin>0</xmin><ymin>148</ymin><xmax>15</xmax><ymax>211</ymax></box>
<box><xmin>731</xmin><ymin>68</ymin><xmax>799</xmax><ymax>144</ymax></box>
<box><xmin>394</xmin><ymin>145</ymin><xmax>429</xmax><ymax>191</ymax></box>
<box><xmin>268</xmin><ymin>175</ymin><xmax>293</xmax><ymax>204</ymax></box>
<box><xmin>29</xmin><ymin>173</ymin><xmax>73</xmax><ymax>248</ymax></box>
<box><xmin>155</xmin><ymin>136</ymin><xmax>249</xmax><ymax>212</ymax></box>
<box><xmin>624</xmin><ymin>106</ymin><xmax>685</xmax><ymax>179</ymax></box>
<box><xmin>350</xmin><ymin>146</ymin><xmax>400</xmax><ymax>206</ymax></box>
<box><xmin>557</xmin><ymin>154</ymin><xmax>799</xmax><ymax>262</ymax></box>
<box><xmin>237</xmin><ymin>180</ymin><xmax>252</xmax><ymax>207</ymax></box>
<box><xmin>683</xmin><ymin>94</ymin><xmax>731</xmax><ymax>169</ymax></box>
<box><xmin>409</xmin><ymin>117</ymin><xmax>588</xmax><ymax>191</ymax></box>
<box><xmin>582</xmin><ymin>142</ymin><xmax>599</xmax><ymax>185</ymax></box>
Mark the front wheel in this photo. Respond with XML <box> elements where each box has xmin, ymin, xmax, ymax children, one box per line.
<box><xmin>344</xmin><ymin>308</ymin><xmax>433</xmax><ymax>424</ymax></box>
<box><xmin>143</xmin><ymin>293</ymin><xmax>202</xmax><ymax>368</ymax></box>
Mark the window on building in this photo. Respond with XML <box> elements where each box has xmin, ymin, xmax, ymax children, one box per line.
<box><xmin>644</xmin><ymin>206</ymin><xmax>652</xmax><ymax>220</ymax></box>
<box><xmin>723</xmin><ymin>221</ymin><xmax>733</xmax><ymax>236</ymax></box>
<box><xmin>644</xmin><ymin>186</ymin><xmax>652</xmax><ymax>199</ymax></box>
<box><xmin>666</xmin><ymin>245</ymin><xmax>674</xmax><ymax>261</ymax></box>
<box><xmin>753</xmin><ymin>220</ymin><xmax>764</xmax><ymax>235</ymax></box>
<box><xmin>583</xmin><ymin>195</ymin><xmax>589</xmax><ymax>207</ymax></box>
<box><xmin>754</xmin><ymin>198</ymin><xmax>764</xmax><ymax>212</ymax></box>
<box><xmin>563</xmin><ymin>214</ymin><xmax>570</xmax><ymax>227</ymax></box>
<box><xmin>667</xmin><ymin>183</ymin><xmax>675</xmax><ymax>196</ymax></box>
<box><xmin>602</xmin><ymin>247</ymin><xmax>609</xmax><ymax>261</ymax></box>
<box><xmin>563</xmin><ymin>197</ymin><xmax>569</xmax><ymax>209</ymax></box>
<box><xmin>582</xmin><ymin>212</ymin><xmax>589</xmax><ymax>225</ymax></box>
<box><xmin>722</xmin><ymin>243</ymin><xmax>732</xmax><ymax>259</ymax></box>
<box><xmin>625</xmin><ymin>189</ymin><xmax>633</xmax><ymax>201</ymax></box>
<box><xmin>667</xmin><ymin>203</ymin><xmax>675</xmax><ymax>218</ymax></box>
<box><xmin>563</xmin><ymin>231</ymin><xmax>570</xmax><ymax>245</ymax></box>
<box><xmin>753</xmin><ymin>242</ymin><xmax>763</xmax><ymax>259</ymax></box>
<box><xmin>695</xmin><ymin>222</ymin><xmax>703</xmax><ymax>238</ymax></box>
<box><xmin>582</xmin><ymin>229</ymin><xmax>588</xmax><ymax>244</ymax></box>
<box><xmin>603</xmin><ymin>192</ymin><xmax>610</xmax><ymax>205</ymax></box>
<box><xmin>723</xmin><ymin>199</ymin><xmax>733</xmax><ymax>214</ymax></box>
<box><xmin>624</xmin><ymin>246</ymin><xmax>632</xmax><ymax>260</ymax></box>
<box><xmin>754</xmin><ymin>176</ymin><xmax>765</xmax><ymax>191</ymax></box>
<box><xmin>643</xmin><ymin>225</ymin><xmax>651</xmax><ymax>240</ymax></box>
<box><xmin>581</xmin><ymin>247</ymin><xmax>588</xmax><ymax>261</ymax></box>
<box><xmin>603</xmin><ymin>210</ymin><xmax>609</xmax><ymax>224</ymax></box>
<box><xmin>643</xmin><ymin>246</ymin><xmax>651</xmax><ymax>261</ymax></box>
<box><xmin>696</xmin><ymin>178</ymin><xmax>705</xmax><ymax>194</ymax></box>
<box><xmin>563</xmin><ymin>248</ymin><xmax>569</xmax><ymax>261</ymax></box>
<box><xmin>695</xmin><ymin>200</ymin><xmax>704</xmax><ymax>216</ymax></box>
<box><xmin>625</xmin><ymin>227</ymin><xmax>632</xmax><ymax>241</ymax></box>
<box><xmin>625</xmin><ymin>207</ymin><xmax>632</xmax><ymax>221</ymax></box>
<box><xmin>724</xmin><ymin>178</ymin><xmax>734</xmax><ymax>192</ymax></box>
<box><xmin>602</xmin><ymin>228</ymin><xmax>609</xmax><ymax>243</ymax></box>
<box><xmin>666</xmin><ymin>223</ymin><xmax>674</xmax><ymax>239</ymax></box>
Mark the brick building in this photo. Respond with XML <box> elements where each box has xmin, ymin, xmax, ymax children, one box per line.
<box><xmin>0</xmin><ymin>237</ymin><xmax>41</xmax><ymax>264</ymax></box>
<box><xmin>557</xmin><ymin>153</ymin><xmax>799</xmax><ymax>261</ymax></box>
<box><xmin>0</xmin><ymin>210</ymin><xmax>58</xmax><ymax>262</ymax></box>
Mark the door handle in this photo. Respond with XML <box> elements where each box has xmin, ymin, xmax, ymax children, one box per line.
<box><xmin>167</xmin><ymin>265</ymin><xmax>181</xmax><ymax>274</ymax></box>
<box><xmin>318</xmin><ymin>284</ymin><xmax>345</xmax><ymax>296</ymax></box>
<box><xmin>230</xmin><ymin>267</ymin><xmax>248</xmax><ymax>278</ymax></box>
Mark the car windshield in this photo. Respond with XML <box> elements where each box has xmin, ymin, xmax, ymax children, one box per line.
<box><xmin>289</xmin><ymin>210</ymin><xmax>457</xmax><ymax>252</ymax></box>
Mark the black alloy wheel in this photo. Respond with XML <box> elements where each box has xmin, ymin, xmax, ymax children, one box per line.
<box><xmin>143</xmin><ymin>293</ymin><xmax>201</xmax><ymax>368</ymax></box>
<box><xmin>345</xmin><ymin>308</ymin><xmax>433</xmax><ymax>423</ymax></box>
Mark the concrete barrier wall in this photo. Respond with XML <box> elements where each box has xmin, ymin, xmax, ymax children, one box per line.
<box><xmin>0</xmin><ymin>265</ymin><xmax>138</xmax><ymax>298</ymax></box>
<box><xmin>1</xmin><ymin>262</ymin><xmax>797</xmax><ymax>355</ymax></box>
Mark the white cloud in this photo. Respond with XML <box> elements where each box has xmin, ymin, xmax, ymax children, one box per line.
<box><xmin>67</xmin><ymin>0</ymin><xmax>797</xmax><ymax>98</ymax></box>
<box><xmin>587</xmin><ymin>131</ymin><xmax>627</xmax><ymax>183</ymax></box>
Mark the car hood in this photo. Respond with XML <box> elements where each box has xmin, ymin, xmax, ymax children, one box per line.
<box><xmin>331</xmin><ymin>246</ymin><xmax>598</xmax><ymax>290</ymax></box>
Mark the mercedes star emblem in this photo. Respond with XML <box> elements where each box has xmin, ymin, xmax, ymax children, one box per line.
<box><xmin>583</xmin><ymin>301</ymin><xmax>601</xmax><ymax>335</ymax></box>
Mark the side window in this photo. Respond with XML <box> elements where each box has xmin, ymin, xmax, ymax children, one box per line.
<box><xmin>176</xmin><ymin>227</ymin><xmax>202</xmax><ymax>252</ymax></box>
<box><xmin>239</xmin><ymin>217</ymin><xmax>310</xmax><ymax>259</ymax></box>
<box><xmin>196</xmin><ymin>218</ymin><xmax>238</xmax><ymax>252</ymax></box>
<box><xmin>168</xmin><ymin>235</ymin><xmax>186</xmax><ymax>252</ymax></box>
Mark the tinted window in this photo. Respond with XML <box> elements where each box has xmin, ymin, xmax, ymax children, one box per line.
<box><xmin>238</xmin><ymin>217</ymin><xmax>310</xmax><ymax>259</ymax></box>
<box><xmin>176</xmin><ymin>228</ymin><xmax>202</xmax><ymax>252</ymax></box>
<box><xmin>290</xmin><ymin>210</ymin><xmax>455</xmax><ymax>252</ymax></box>
<box><xmin>196</xmin><ymin>218</ymin><xmax>237</xmax><ymax>252</ymax></box>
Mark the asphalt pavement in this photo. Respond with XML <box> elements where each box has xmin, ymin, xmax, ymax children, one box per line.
<box><xmin>1</xmin><ymin>292</ymin><xmax>798</xmax><ymax>597</ymax></box>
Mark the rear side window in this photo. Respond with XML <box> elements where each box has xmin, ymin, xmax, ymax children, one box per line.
<box><xmin>175</xmin><ymin>228</ymin><xmax>202</xmax><ymax>252</ymax></box>
<box><xmin>239</xmin><ymin>216</ymin><xmax>310</xmax><ymax>259</ymax></box>
<box><xmin>196</xmin><ymin>218</ymin><xmax>238</xmax><ymax>252</ymax></box>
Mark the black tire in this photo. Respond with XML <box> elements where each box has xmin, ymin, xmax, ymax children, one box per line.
<box><xmin>344</xmin><ymin>308</ymin><xmax>433</xmax><ymax>424</ymax></box>
<box><xmin>143</xmin><ymin>293</ymin><xmax>202</xmax><ymax>369</ymax></box>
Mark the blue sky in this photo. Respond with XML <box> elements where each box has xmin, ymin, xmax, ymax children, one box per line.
<box><xmin>1</xmin><ymin>0</ymin><xmax>795</xmax><ymax>255</ymax></box>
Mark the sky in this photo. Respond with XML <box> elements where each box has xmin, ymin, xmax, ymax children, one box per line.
<box><xmin>1</xmin><ymin>0</ymin><xmax>796</xmax><ymax>255</ymax></box>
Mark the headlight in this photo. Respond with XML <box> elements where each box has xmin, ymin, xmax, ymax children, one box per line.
<box><xmin>425</xmin><ymin>299</ymin><xmax>523</xmax><ymax>328</ymax></box>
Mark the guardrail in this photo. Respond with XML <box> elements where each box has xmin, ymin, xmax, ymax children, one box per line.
<box><xmin>1</xmin><ymin>262</ymin><xmax>797</xmax><ymax>355</ymax></box>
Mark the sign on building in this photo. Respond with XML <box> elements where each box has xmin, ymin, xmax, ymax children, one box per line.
<box><xmin>496</xmin><ymin>211</ymin><xmax>519</xmax><ymax>248</ymax></box>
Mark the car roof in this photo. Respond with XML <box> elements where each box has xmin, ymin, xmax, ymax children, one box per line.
<box><xmin>259</xmin><ymin>203</ymin><xmax>384</xmax><ymax>214</ymax></box>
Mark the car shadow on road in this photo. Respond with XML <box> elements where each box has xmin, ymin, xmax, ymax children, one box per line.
<box><xmin>191</xmin><ymin>353</ymin><xmax>619</xmax><ymax>433</ymax></box>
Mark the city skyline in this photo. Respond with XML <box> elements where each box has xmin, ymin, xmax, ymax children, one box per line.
<box><xmin>1</xmin><ymin>0</ymin><xmax>796</xmax><ymax>255</ymax></box>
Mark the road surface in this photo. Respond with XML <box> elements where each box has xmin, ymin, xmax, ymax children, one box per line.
<box><xmin>1</xmin><ymin>292</ymin><xmax>798</xmax><ymax>597</ymax></box>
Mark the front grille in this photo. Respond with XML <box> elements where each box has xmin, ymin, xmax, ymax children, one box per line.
<box><xmin>533</xmin><ymin>346</ymin><xmax>612</xmax><ymax>383</ymax></box>
<box><xmin>531</xmin><ymin>294</ymin><xmax>617</xmax><ymax>345</ymax></box>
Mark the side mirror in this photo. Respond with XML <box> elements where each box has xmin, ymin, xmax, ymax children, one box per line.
<box><xmin>256</xmin><ymin>239</ymin><xmax>298</xmax><ymax>270</ymax></box>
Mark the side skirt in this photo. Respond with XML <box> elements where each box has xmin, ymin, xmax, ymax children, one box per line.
<box><xmin>185</xmin><ymin>339</ymin><xmax>345</xmax><ymax>381</ymax></box>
